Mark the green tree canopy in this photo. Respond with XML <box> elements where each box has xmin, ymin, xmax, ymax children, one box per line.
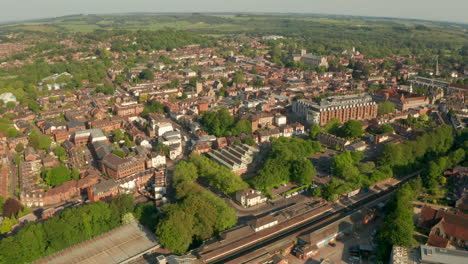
<box><xmin>252</xmin><ymin>137</ymin><xmax>322</xmax><ymax>190</ymax></box>
<box><xmin>138</xmin><ymin>69</ymin><xmax>155</xmax><ymax>81</ymax></box>
<box><xmin>377</xmin><ymin>102</ymin><xmax>396</xmax><ymax>116</ymax></box>
<box><xmin>53</xmin><ymin>146</ymin><xmax>66</xmax><ymax>157</ymax></box>
<box><xmin>290</xmin><ymin>159</ymin><xmax>316</xmax><ymax>185</ymax></box>
<box><xmin>309</xmin><ymin>124</ymin><xmax>322</xmax><ymax>139</ymax></box>
<box><xmin>173</xmin><ymin>161</ymin><xmax>199</xmax><ymax>183</ymax></box>
<box><xmin>338</xmin><ymin>120</ymin><xmax>364</xmax><ymax>139</ymax></box>
<box><xmin>43</xmin><ymin>164</ymin><xmax>72</xmax><ymax>187</ymax></box>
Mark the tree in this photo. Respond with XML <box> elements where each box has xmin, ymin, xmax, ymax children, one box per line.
<box><xmin>378</xmin><ymin>183</ymin><xmax>415</xmax><ymax>257</ymax></box>
<box><xmin>156</xmin><ymin>180</ymin><xmax>237</xmax><ymax>254</ymax></box>
<box><xmin>243</xmin><ymin>137</ymin><xmax>256</xmax><ymax>146</ymax></box>
<box><xmin>290</xmin><ymin>159</ymin><xmax>316</xmax><ymax>185</ymax></box>
<box><xmin>15</xmin><ymin>143</ymin><xmax>24</xmax><ymax>153</ymax></box>
<box><xmin>6</xmin><ymin>128</ymin><xmax>18</xmax><ymax>138</ymax></box>
<box><xmin>338</xmin><ymin>120</ymin><xmax>364</xmax><ymax>139</ymax></box>
<box><xmin>29</xmin><ymin>130</ymin><xmax>52</xmax><ymax>150</ymax></box>
<box><xmin>95</xmin><ymin>82</ymin><xmax>115</xmax><ymax>95</ymax></box>
<box><xmin>173</xmin><ymin>161</ymin><xmax>198</xmax><ymax>183</ymax></box>
<box><xmin>5</xmin><ymin>102</ymin><xmax>15</xmax><ymax>108</ymax></box>
<box><xmin>28</xmin><ymin>101</ymin><xmax>40</xmax><ymax>114</ymax></box>
<box><xmin>53</xmin><ymin>146</ymin><xmax>66</xmax><ymax>157</ymax></box>
<box><xmin>189</xmin><ymin>153</ymin><xmax>248</xmax><ymax>194</ymax></box>
<box><xmin>157</xmin><ymin>205</ymin><xmax>194</xmax><ymax>254</ymax></box>
<box><xmin>138</xmin><ymin>69</ymin><xmax>155</xmax><ymax>81</ymax></box>
<box><xmin>0</xmin><ymin>197</ymin><xmax>3</xmax><ymax>214</ymax></box>
<box><xmin>134</xmin><ymin>202</ymin><xmax>159</xmax><ymax>232</ymax></box>
<box><xmin>231</xmin><ymin>71</ymin><xmax>245</xmax><ymax>84</ymax></box>
<box><xmin>123</xmin><ymin>134</ymin><xmax>135</xmax><ymax>148</ymax></box>
<box><xmin>378</xmin><ymin>102</ymin><xmax>396</xmax><ymax>116</ymax></box>
<box><xmin>0</xmin><ymin>195</ymin><xmax>133</xmax><ymax>263</ymax></box>
<box><xmin>324</xmin><ymin>118</ymin><xmax>341</xmax><ymax>134</ymax></box>
<box><xmin>231</xmin><ymin>120</ymin><xmax>252</xmax><ymax>136</ymax></box>
<box><xmin>0</xmin><ymin>217</ymin><xmax>17</xmax><ymax>234</ymax></box>
<box><xmin>333</xmin><ymin>151</ymin><xmax>360</xmax><ymax>179</ymax></box>
<box><xmin>200</xmin><ymin>108</ymin><xmax>234</xmax><ymax>137</ymax></box>
<box><xmin>309</xmin><ymin>124</ymin><xmax>322</xmax><ymax>139</ymax></box>
<box><xmin>142</xmin><ymin>100</ymin><xmax>165</xmax><ymax>117</ymax></box>
<box><xmin>359</xmin><ymin>161</ymin><xmax>376</xmax><ymax>174</ymax></box>
<box><xmin>111</xmin><ymin>129</ymin><xmax>124</xmax><ymax>143</ymax></box>
<box><xmin>71</xmin><ymin>168</ymin><xmax>80</xmax><ymax>180</ymax></box>
<box><xmin>43</xmin><ymin>165</ymin><xmax>72</xmax><ymax>187</ymax></box>
<box><xmin>252</xmin><ymin>137</ymin><xmax>322</xmax><ymax>190</ymax></box>
<box><xmin>380</xmin><ymin>124</ymin><xmax>394</xmax><ymax>134</ymax></box>
<box><xmin>2</xmin><ymin>198</ymin><xmax>22</xmax><ymax>218</ymax></box>
<box><xmin>153</xmin><ymin>142</ymin><xmax>169</xmax><ymax>156</ymax></box>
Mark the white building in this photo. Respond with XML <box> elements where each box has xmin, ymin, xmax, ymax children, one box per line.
<box><xmin>274</xmin><ymin>115</ymin><xmax>287</xmax><ymax>127</ymax></box>
<box><xmin>0</xmin><ymin>93</ymin><xmax>17</xmax><ymax>104</ymax></box>
<box><xmin>250</xmin><ymin>215</ymin><xmax>278</xmax><ymax>232</ymax></box>
<box><xmin>149</xmin><ymin>115</ymin><xmax>174</xmax><ymax>137</ymax></box>
<box><xmin>235</xmin><ymin>189</ymin><xmax>268</xmax><ymax>208</ymax></box>
<box><xmin>151</xmin><ymin>152</ymin><xmax>166</xmax><ymax>168</ymax></box>
<box><xmin>155</xmin><ymin>123</ymin><xmax>173</xmax><ymax>137</ymax></box>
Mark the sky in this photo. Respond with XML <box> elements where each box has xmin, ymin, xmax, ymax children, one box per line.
<box><xmin>1</xmin><ymin>0</ymin><xmax>467</xmax><ymax>24</ymax></box>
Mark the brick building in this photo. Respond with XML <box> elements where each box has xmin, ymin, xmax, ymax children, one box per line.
<box><xmin>101</xmin><ymin>153</ymin><xmax>146</xmax><ymax>179</ymax></box>
<box><xmin>293</xmin><ymin>93</ymin><xmax>377</xmax><ymax>126</ymax></box>
<box><xmin>73</xmin><ymin>128</ymin><xmax>107</xmax><ymax>147</ymax></box>
<box><xmin>87</xmin><ymin>179</ymin><xmax>119</xmax><ymax>202</ymax></box>
<box><xmin>113</xmin><ymin>103</ymin><xmax>144</xmax><ymax>117</ymax></box>
<box><xmin>44</xmin><ymin>180</ymin><xmax>79</xmax><ymax>205</ymax></box>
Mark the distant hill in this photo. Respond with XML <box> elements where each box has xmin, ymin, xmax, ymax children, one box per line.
<box><xmin>0</xmin><ymin>13</ymin><xmax>466</xmax><ymax>34</ymax></box>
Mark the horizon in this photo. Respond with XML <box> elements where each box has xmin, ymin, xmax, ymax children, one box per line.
<box><xmin>2</xmin><ymin>11</ymin><xmax>467</xmax><ymax>27</ymax></box>
<box><xmin>2</xmin><ymin>0</ymin><xmax>468</xmax><ymax>24</ymax></box>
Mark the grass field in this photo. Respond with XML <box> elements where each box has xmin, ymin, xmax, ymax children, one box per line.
<box><xmin>1</xmin><ymin>13</ymin><xmax>466</xmax><ymax>35</ymax></box>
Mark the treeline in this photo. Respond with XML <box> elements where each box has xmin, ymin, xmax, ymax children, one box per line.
<box><xmin>109</xmin><ymin>30</ymin><xmax>213</xmax><ymax>52</ymax></box>
<box><xmin>0</xmin><ymin>59</ymin><xmax>108</xmax><ymax>107</ymax></box>
<box><xmin>310</xmin><ymin>119</ymin><xmax>364</xmax><ymax>140</ymax></box>
<box><xmin>375</xmin><ymin>127</ymin><xmax>467</xmax><ymax>261</ymax></box>
<box><xmin>252</xmin><ymin>137</ymin><xmax>322</xmax><ymax>190</ymax></box>
<box><xmin>319</xmin><ymin>125</ymin><xmax>460</xmax><ymax>201</ymax></box>
<box><xmin>379</xmin><ymin>125</ymin><xmax>454</xmax><ymax>171</ymax></box>
<box><xmin>200</xmin><ymin>108</ymin><xmax>252</xmax><ymax>137</ymax></box>
<box><xmin>157</xmin><ymin>162</ymin><xmax>237</xmax><ymax>254</ymax></box>
<box><xmin>0</xmin><ymin>195</ymin><xmax>136</xmax><ymax>264</ymax></box>
<box><xmin>174</xmin><ymin>153</ymin><xmax>248</xmax><ymax>194</ymax></box>
<box><xmin>423</xmin><ymin>148</ymin><xmax>466</xmax><ymax>193</ymax></box>
<box><xmin>377</xmin><ymin>178</ymin><xmax>422</xmax><ymax>260</ymax></box>
<box><xmin>320</xmin><ymin>151</ymin><xmax>394</xmax><ymax>201</ymax></box>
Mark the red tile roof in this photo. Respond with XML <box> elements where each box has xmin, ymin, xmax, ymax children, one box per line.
<box><xmin>439</xmin><ymin>214</ymin><xmax>468</xmax><ymax>241</ymax></box>
<box><xmin>427</xmin><ymin>233</ymin><xmax>449</xmax><ymax>248</ymax></box>
<box><xmin>420</xmin><ymin>206</ymin><xmax>438</xmax><ymax>221</ymax></box>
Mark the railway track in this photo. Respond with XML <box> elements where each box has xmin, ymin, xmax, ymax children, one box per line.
<box><xmin>202</xmin><ymin>170</ymin><xmax>422</xmax><ymax>263</ymax></box>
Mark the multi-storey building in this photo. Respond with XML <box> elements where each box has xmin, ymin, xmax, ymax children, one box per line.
<box><xmin>87</xmin><ymin>179</ymin><xmax>119</xmax><ymax>202</ymax></box>
<box><xmin>293</xmin><ymin>93</ymin><xmax>377</xmax><ymax>126</ymax></box>
<box><xmin>101</xmin><ymin>153</ymin><xmax>146</xmax><ymax>179</ymax></box>
<box><xmin>73</xmin><ymin>128</ymin><xmax>107</xmax><ymax>147</ymax></box>
<box><xmin>113</xmin><ymin>103</ymin><xmax>144</xmax><ymax>117</ymax></box>
<box><xmin>301</xmin><ymin>54</ymin><xmax>329</xmax><ymax>68</ymax></box>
